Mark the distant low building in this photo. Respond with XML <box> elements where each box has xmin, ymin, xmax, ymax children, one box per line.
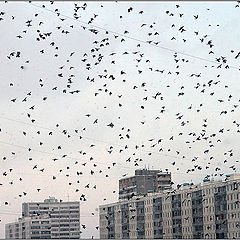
<box><xmin>119</xmin><ymin>169</ymin><xmax>172</xmax><ymax>200</ymax></box>
<box><xmin>5</xmin><ymin>197</ymin><xmax>81</xmax><ymax>239</ymax></box>
<box><xmin>5</xmin><ymin>215</ymin><xmax>51</xmax><ymax>239</ymax></box>
<box><xmin>100</xmin><ymin>173</ymin><xmax>240</xmax><ymax>239</ymax></box>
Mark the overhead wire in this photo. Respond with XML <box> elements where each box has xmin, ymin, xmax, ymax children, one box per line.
<box><xmin>0</xmin><ymin>139</ymin><xmax>234</xmax><ymax>179</ymax></box>
<box><xmin>29</xmin><ymin>2</ymin><xmax>240</xmax><ymax>71</ymax></box>
<box><xmin>0</xmin><ymin>2</ymin><xmax>237</xmax><ymax>184</ymax></box>
<box><xmin>0</xmin><ymin>2</ymin><xmax>237</xmax><ymax>170</ymax></box>
<box><xmin>0</xmin><ymin>115</ymin><xmax>230</xmax><ymax>170</ymax></box>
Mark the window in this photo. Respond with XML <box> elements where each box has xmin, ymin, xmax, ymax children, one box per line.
<box><xmin>31</xmin><ymin>226</ymin><xmax>40</xmax><ymax>229</ymax></box>
<box><xmin>32</xmin><ymin>221</ymin><xmax>39</xmax><ymax>224</ymax></box>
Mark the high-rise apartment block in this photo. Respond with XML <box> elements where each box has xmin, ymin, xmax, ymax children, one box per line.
<box><xmin>119</xmin><ymin>169</ymin><xmax>172</xmax><ymax>200</ymax></box>
<box><xmin>5</xmin><ymin>197</ymin><xmax>80</xmax><ymax>239</ymax></box>
<box><xmin>100</xmin><ymin>174</ymin><xmax>240</xmax><ymax>239</ymax></box>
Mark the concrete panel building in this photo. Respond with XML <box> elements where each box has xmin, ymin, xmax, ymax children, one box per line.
<box><xmin>5</xmin><ymin>216</ymin><xmax>51</xmax><ymax>239</ymax></box>
<box><xmin>5</xmin><ymin>197</ymin><xmax>81</xmax><ymax>239</ymax></box>
<box><xmin>119</xmin><ymin>169</ymin><xmax>172</xmax><ymax>201</ymax></box>
<box><xmin>100</xmin><ymin>174</ymin><xmax>240</xmax><ymax>239</ymax></box>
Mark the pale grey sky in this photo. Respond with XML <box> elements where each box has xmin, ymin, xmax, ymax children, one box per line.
<box><xmin>0</xmin><ymin>1</ymin><xmax>240</xmax><ymax>238</ymax></box>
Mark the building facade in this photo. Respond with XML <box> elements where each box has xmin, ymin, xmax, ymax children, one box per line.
<box><xmin>5</xmin><ymin>197</ymin><xmax>80</xmax><ymax>239</ymax></box>
<box><xmin>100</xmin><ymin>174</ymin><xmax>240</xmax><ymax>239</ymax></box>
<box><xmin>119</xmin><ymin>169</ymin><xmax>172</xmax><ymax>200</ymax></box>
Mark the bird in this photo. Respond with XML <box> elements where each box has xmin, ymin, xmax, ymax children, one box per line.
<box><xmin>107</xmin><ymin>122</ymin><xmax>114</xmax><ymax>128</ymax></box>
<box><xmin>1</xmin><ymin>3</ymin><xmax>239</xmax><ymax>237</ymax></box>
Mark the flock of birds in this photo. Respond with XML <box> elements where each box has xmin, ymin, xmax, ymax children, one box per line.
<box><xmin>0</xmin><ymin>1</ymin><xmax>240</xmax><ymax>238</ymax></box>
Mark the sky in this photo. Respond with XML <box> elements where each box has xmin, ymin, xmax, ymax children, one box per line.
<box><xmin>0</xmin><ymin>1</ymin><xmax>240</xmax><ymax>238</ymax></box>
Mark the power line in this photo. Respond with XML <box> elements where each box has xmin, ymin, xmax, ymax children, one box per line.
<box><xmin>3</xmin><ymin>0</ymin><xmax>240</xmax><ymax>178</ymax></box>
<box><xmin>0</xmin><ymin>139</ymin><xmax>232</xmax><ymax>178</ymax></box>
<box><xmin>0</xmin><ymin>3</ymin><xmax>236</xmax><ymax>170</ymax></box>
<box><xmin>0</xmin><ymin>138</ymin><xmax>120</xmax><ymax>169</ymax></box>
<box><xmin>29</xmin><ymin>2</ymin><xmax>240</xmax><ymax>71</ymax></box>
<box><xmin>0</xmin><ymin>3</ymin><xmax>237</xmax><ymax>170</ymax></box>
<box><xmin>0</xmin><ymin>115</ymin><xmax>237</xmax><ymax>176</ymax></box>
<box><xmin>0</xmin><ymin>115</ymin><xmax>219</xmax><ymax>167</ymax></box>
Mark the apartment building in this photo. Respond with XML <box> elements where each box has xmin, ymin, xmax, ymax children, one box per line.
<box><xmin>100</xmin><ymin>174</ymin><xmax>240</xmax><ymax>239</ymax></box>
<box><xmin>119</xmin><ymin>169</ymin><xmax>172</xmax><ymax>200</ymax></box>
<box><xmin>5</xmin><ymin>197</ymin><xmax>80</xmax><ymax>239</ymax></box>
<box><xmin>5</xmin><ymin>215</ymin><xmax>51</xmax><ymax>239</ymax></box>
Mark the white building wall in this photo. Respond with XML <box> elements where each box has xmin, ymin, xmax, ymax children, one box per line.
<box><xmin>99</xmin><ymin>206</ymin><xmax>108</xmax><ymax>239</ymax></box>
<box><xmin>114</xmin><ymin>204</ymin><xmax>122</xmax><ymax>239</ymax></box>
<box><xmin>181</xmin><ymin>190</ymin><xmax>193</xmax><ymax>239</ymax></box>
<box><xmin>226</xmin><ymin>181</ymin><xmax>240</xmax><ymax>239</ymax></box>
<box><xmin>128</xmin><ymin>200</ymin><xmax>137</xmax><ymax>239</ymax></box>
<box><xmin>144</xmin><ymin>196</ymin><xmax>154</xmax><ymax>238</ymax></box>
<box><xmin>202</xmin><ymin>184</ymin><xmax>216</xmax><ymax>239</ymax></box>
<box><xmin>162</xmin><ymin>194</ymin><xmax>172</xmax><ymax>239</ymax></box>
